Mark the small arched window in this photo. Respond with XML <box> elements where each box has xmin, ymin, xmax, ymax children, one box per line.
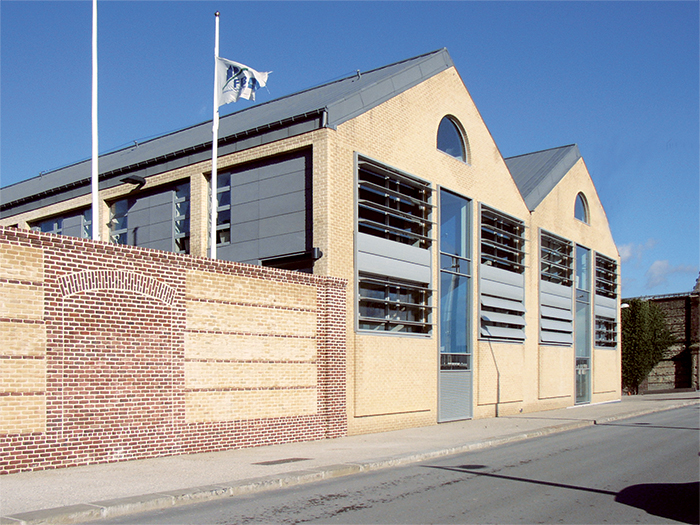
<box><xmin>575</xmin><ymin>193</ymin><xmax>589</xmax><ymax>224</ymax></box>
<box><xmin>437</xmin><ymin>116</ymin><xmax>467</xmax><ymax>163</ymax></box>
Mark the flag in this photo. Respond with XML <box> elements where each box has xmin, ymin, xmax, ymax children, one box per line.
<box><xmin>216</xmin><ymin>57</ymin><xmax>270</xmax><ymax>105</ymax></box>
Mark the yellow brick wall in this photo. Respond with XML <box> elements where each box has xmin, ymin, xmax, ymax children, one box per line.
<box><xmin>0</xmin><ymin>244</ymin><xmax>46</xmax><ymax>434</ymax></box>
<box><xmin>184</xmin><ymin>269</ymin><xmax>320</xmax><ymax>423</ymax></box>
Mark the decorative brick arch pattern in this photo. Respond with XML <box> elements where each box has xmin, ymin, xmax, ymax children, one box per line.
<box><xmin>59</xmin><ymin>270</ymin><xmax>175</xmax><ymax>304</ymax></box>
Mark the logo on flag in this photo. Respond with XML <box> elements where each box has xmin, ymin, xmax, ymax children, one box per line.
<box><xmin>216</xmin><ymin>57</ymin><xmax>270</xmax><ymax>105</ymax></box>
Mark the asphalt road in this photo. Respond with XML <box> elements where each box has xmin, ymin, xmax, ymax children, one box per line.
<box><xmin>94</xmin><ymin>406</ymin><xmax>700</xmax><ymax>524</ymax></box>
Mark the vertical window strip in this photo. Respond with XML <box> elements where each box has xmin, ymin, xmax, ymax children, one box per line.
<box><xmin>109</xmin><ymin>199</ymin><xmax>129</xmax><ymax>245</ymax></box>
<box><xmin>173</xmin><ymin>184</ymin><xmax>190</xmax><ymax>254</ymax></box>
<box><xmin>216</xmin><ymin>173</ymin><xmax>231</xmax><ymax>246</ymax></box>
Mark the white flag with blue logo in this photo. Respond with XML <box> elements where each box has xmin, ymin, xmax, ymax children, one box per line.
<box><xmin>216</xmin><ymin>57</ymin><xmax>270</xmax><ymax>105</ymax></box>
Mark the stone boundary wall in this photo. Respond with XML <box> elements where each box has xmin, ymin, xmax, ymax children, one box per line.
<box><xmin>0</xmin><ymin>227</ymin><xmax>347</xmax><ymax>474</ymax></box>
<box><xmin>640</xmin><ymin>293</ymin><xmax>699</xmax><ymax>392</ymax></box>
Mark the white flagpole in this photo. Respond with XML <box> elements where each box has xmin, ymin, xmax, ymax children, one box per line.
<box><xmin>210</xmin><ymin>12</ymin><xmax>220</xmax><ymax>258</ymax></box>
<box><xmin>91</xmin><ymin>0</ymin><xmax>100</xmax><ymax>241</ymax></box>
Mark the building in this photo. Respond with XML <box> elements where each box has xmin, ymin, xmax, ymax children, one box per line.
<box><xmin>623</xmin><ymin>276</ymin><xmax>700</xmax><ymax>393</ymax></box>
<box><xmin>0</xmin><ymin>48</ymin><xmax>621</xmax><ymax>435</ymax></box>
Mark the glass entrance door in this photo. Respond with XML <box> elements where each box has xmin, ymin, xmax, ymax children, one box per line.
<box><xmin>575</xmin><ymin>245</ymin><xmax>591</xmax><ymax>404</ymax></box>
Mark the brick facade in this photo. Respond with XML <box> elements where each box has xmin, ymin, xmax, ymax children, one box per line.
<box><xmin>0</xmin><ymin>226</ymin><xmax>346</xmax><ymax>474</ymax></box>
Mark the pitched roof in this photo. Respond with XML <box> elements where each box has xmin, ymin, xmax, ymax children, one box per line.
<box><xmin>1</xmin><ymin>49</ymin><xmax>454</xmax><ymax>216</ymax></box>
<box><xmin>505</xmin><ymin>144</ymin><xmax>581</xmax><ymax>211</ymax></box>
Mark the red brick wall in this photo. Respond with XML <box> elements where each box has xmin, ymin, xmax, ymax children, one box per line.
<box><xmin>0</xmin><ymin>227</ymin><xmax>347</xmax><ymax>474</ymax></box>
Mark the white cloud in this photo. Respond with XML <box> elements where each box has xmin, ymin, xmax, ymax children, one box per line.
<box><xmin>618</xmin><ymin>238</ymin><xmax>657</xmax><ymax>263</ymax></box>
<box><xmin>645</xmin><ymin>260</ymin><xmax>698</xmax><ymax>289</ymax></box>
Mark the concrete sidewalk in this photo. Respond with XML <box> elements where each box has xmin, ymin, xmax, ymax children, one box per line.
<box><xmin>2</xmin><ymin>391</ymin><xmax>698</xmax><ymax>525</ymax></box>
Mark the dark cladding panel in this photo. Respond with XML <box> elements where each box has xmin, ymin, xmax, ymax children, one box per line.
<box><xmin>61</xmin><ymin>213</ymin><xmax>84</xmax><ymax>238</ymax></box>
<box><xmin>217</xmin><ymin>149</ymin><xmax>312</xmax><ymax>265</ymax></box>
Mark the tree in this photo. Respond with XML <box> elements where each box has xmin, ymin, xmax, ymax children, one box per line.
<box><xmin>621</xmin><ymin>299</ymin><xmax>675</xmax><ymax>394</ymax></box>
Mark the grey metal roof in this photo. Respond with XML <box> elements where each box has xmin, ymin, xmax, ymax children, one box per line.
<box><xmin>1</xmin><ymin>48</ymin><xmax>454</xmax><ymax>216</ymax></box>
<box><xmin>504</xmin><ymin>144</ymin><xmax>581</xmax><ymax>211</ymax></box>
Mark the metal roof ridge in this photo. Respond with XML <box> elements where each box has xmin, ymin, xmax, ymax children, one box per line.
<box><xmin>504</xmin><ymin>143</ymin><xmax>579</xmax><ymax>161</ymax></box>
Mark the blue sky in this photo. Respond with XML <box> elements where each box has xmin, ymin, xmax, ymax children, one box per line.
<box><xmin>1</xmin><ymin>1</ymin><xmax>698</xmax><ymax>298</ymax></box>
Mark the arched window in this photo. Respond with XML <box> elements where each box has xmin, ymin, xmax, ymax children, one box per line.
<box><xmin>575</xmin><ymin>193</ymin><xmax>589</xmax><ymax>224</ymax></box>
<box><xmin>437</xmin><ymin>116</ymin><xmax>467</xmax><ymax>162</ymax></box>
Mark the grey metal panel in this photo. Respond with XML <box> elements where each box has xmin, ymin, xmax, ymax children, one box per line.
<box><xmin>438</xmin><ymin>370</ymin><xmax>472</xmax><ymax>422</ymax></box>
<box><xmin>481</xmin><ymin>278</ymin><xmax>524</xmax><ymax>303</ymax></box>
<box><xmin>595</xmin><ymin>294</ymin><xmax>618</xmax><ymax>320</ymax></box>
<box><xmin>541</xmin><ymin>304</ymin><xmax>573</xmax><ymax>321</ymax></box>
<box><xmin>259</xmin><ymin>211</ymin><xmax>306</xmax><ymax>238</ymax></box>
<box><xmin>541</xmin><ymin>318</ymin><xmax>573</xmax><ymax>333</ymax></box>
<box><xmin>480</xmin><ymin>325</ymin><xmax>526</xmax><ymax>340</ymax></box>
<box><xmin>480</xmin><ymin>264</ymin><xmax>525</xmax><ymax>288</ymax></box>
<box><xmin>259</xmin><ymin>191</ymin><xmax>306</xmax><ymax>217</ymax></box>
<box><xmin>231</xmin><ymin>220</ymin><xmax>259</xmax><ymax>243</ymax></box>
<box><xmin>481</xmin><ymin>294</ymin><xmax>526</xmax><ymax>313</ymax></box>
<box><xmin>357</xmin><ymin>233</ymin><xmax>431</xmax><ymax>266</ymax></box>
<box><xmin>541</xmin><ymin>290</ymin><xmax>572</xmax><ymax>311</ymax></box>
<box><xmin>481</xmin><ymin>311</ymin><xmax>526</xmax><ymax>327</ymax></box>
<box><xmin>541</xmin><ymin>331</ymin><xmax>574</xmax><ymax>345</ymax></box>
<box><xmin>357</xmin><ymin>251</ymin><xmax>431</xmax><ymax>283</ymax></box>
<box><xmin>356</xmin><ymin>233</ymin><xmax>431</xmax><ymax>283</ymax></box>
<box><xmin>541</xmin><ymin>280</ymin><xmax>573</xmax><ymax>299</ymax></box>
<box><xmin>61</xmin><ymin>213</ymin><xmax>83</xmax><ymax>238</ymax></box>
<box><xmin>257</xmin><ymin>232</ymin><xmax>305</xmax><ymax>259</ymax></box>
<box><xmin>219</xmin><ymin>240</ymin><xmax>258</xmax><ymax>262</ymax></box>
<box><xmin>540</xmin><ymin>279</ymin><xmax>574</xmax><ymax>344</ymax></box>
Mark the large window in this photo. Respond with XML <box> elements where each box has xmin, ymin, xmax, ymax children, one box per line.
<box><xmin>31</xmin><ymin>209</ymin><xmax>91</xmax><ymax>239</ymax></box>
<box><xmin>480</xmin><ymin>206</ymin><xmax>525</xmax><ymax>273</ymax></box>
<box><xmin>357</xmin><ymin>159</ymin><xmax>432</xmax><ymax>249</ymax></box>
<box><xmin>479</xmin><ymin>206</ymin><xmax>526</xmax><ymax>341</ymax></box>
<box><xmin>594</xmin><ymin>253</ymin><xmax>618</xmax><ymax>348</ymax></box>
<box><xmin>109</xmin><ymin>182</ymin><xmax>190</xmax><ymax>253</ymax></box>
<box><xmin>541</xmin><ymin>231</ymin><xmax>573</xmax><ymax>286</ymax></box>
<box><xmin>539</xmin><ymin>231</ymin><xmax>574</xmax><ymax>345</ymax></box>
<box><xmin>32</xmin><ymin>217</ymin><xmax>62</xmax><ymax>236</ymax></box>
<box><xmin>358</xmin><ymin>273</ymin><xmax>432</xmax><ymax>334</ymax></box>
<box><xmin>437</xmin><ymin>116</ymin><xmax>467</xmax><ymax>163</ymax></box>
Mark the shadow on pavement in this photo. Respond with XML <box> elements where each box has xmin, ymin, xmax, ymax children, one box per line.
<box><xmin>615</xmin><ymin>481</ymin><xmax>700</xmax><ymax>524</ymax></box>
<box><xmin>428</xmin><ymin>466</ymin><xmax>700</xmax><ymax>524</ymax></box>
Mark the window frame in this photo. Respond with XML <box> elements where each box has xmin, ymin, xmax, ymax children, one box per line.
<box><xmin>357</xmin><ymin>273</ymin><xmax>433</xmax><ymax>335</ymax></box>
<box><xmin>357</xmin><ymin>157</ymin><xmax>433</xmax><ymax>249</ymax></box>
<box><xmin>437</xmin><ymin>116</ymin><xmax>468</xmax><ymax>163</ymax></box>
<box><xmin>575</xmin><ymin>193</ymin><xmax>589</xmax><ymax>224</ymax></box>
<box><xmin>480</xmin><ymin>205</ymin><xmax>526</xmax><ymax>274</ymax></box>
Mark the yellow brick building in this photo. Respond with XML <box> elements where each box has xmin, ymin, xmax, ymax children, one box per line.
<box><xmin>0</xmin><ymin>49</ymin><xmax>621</xmax><ymax>436</ymax></box>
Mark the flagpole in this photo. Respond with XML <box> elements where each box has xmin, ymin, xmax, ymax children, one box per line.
<box><xmin>91</xmin><ymin>0</ymin><xmax>100</xmax><ymax>241</ymax></box>
<box><xmin>210</xmin><ymin>11</ymin><xmax>220</xmax><ymax>259</ymax></box>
